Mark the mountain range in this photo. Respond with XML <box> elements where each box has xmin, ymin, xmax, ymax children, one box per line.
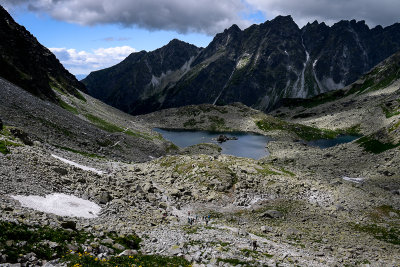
<box><xmin>83</xmin><ymin>15</ymin><xmax>400</xmax><ymax>115</ymax></box>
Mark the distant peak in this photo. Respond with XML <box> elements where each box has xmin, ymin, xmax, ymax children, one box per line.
<box><xmin>165</xmin><ymin>38</ymin><xmax>198</xmax><ymax>50</ymax></box>
<box><xmin>224</xmin><ymin>24</ymin><xmax>241</xmax><ymax>33</ymax></box>
<box><xmin>271</xmin><ymin>15</ymin><xmax>294</xmax><ymax>23</ymax></box>
<box><xmin>168</xmin><ymin>38</ymin><xmax>184</xmax><ymax>44</ymax></box>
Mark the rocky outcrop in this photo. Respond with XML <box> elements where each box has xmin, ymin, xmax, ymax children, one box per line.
<box><xmin>0</xmin><ymin>5</ymin><xmax>86</xmax><ymax>102</ymax></box>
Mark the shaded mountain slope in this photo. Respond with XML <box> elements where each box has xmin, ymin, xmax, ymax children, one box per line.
<box><xmin>270</xmin><ymin>50</ymin><xmax>400</xmax><ymax>154</ymax></box>
<box><xmin>0</xmin><ymin>5</ymin><xmax>86</xmax><ymax>102</ymax></box>
<box><xmin>84</xmin><ymin>16</ymin><xmax>400</xmax><ymax>115</ymax></box>
<box><xmin>0</xmin><ymin>77</ymin><xmax>170</xmax><ymax>162</ymax></box>
<box><xmin>83</xmin><ymin>39</ymin><xmax>201</xmax><ymax>113</ymax></box>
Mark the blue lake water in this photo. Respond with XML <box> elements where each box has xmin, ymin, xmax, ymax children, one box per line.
<box><xmin>154</xmin><ymin>128</ymin><xmax>271</xmax><ymax>159</ymax></box>
<box><xmin>155</xmin><ymin>128</ymin><xmax>360</xmax><ymax>159</ymax></box>
<box><xmin>306</xmin><ymin>135</ymin><xmax>360</xmax><ymax>148</ymax></box>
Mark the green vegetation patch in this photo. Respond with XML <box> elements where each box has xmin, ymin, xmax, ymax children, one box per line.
<box><xmin>75</xmin><ymin>90</ymin><xmax>87</xmax><ymax>102</ymax></box>
<box><xmin>279</xmin><ymin>167</ymin><xmax>295</xmax><ymax>177</ymax></box>
<box><xmin>298</xmin><ymin>89</ymin><xmax>347</xmax><ymax>108</ymax></box>
<box><xmin>347</xmin><ymin>62</ymin><xmax>400</xmax><ymax>95</ymax></box>
<box><xmin>352</xmin><ymin>223</ymin><xmax>400</xmax><ymax>245</ymax></box>
<box><xmin>38</xmin><ymin>117</ymin><xmax>74</xmax><ymax>137</ymax></box>
<box><xmin>343</xmin><ymin>124</ymin><xmax>362</xmax><ymax>135</ymax></box>
<box><xmin>183</xmin><ymin>118</ymin><xmax>199</xmax><ymax>127</ymax></box>
<box><xmin>369</xmin><ymin>205</ymin><xmax>400</xmax><ymax>221</ymax></box>
<box><xmin>256</xmin><ymin>165</ymin><xmax>280</xmax><ymax>176</ymax></box>
<box><xmin>125</xmin><ymin>129</ymin><xmax>155</xmax><ymax>140</ymax></box>
<box><xmin>356</xmin><ymin>136</ymin><xmax>400</xmax><ymax>154</ymax></box>
<box><xmin>217</xmin><ymin>257</ymin><xmax>255</xmax><ymax>267</ymax></box>
<box><xmin>198</xmin><ymin>105</ymin><xmax>228</xmax><ymax>114</ymax></box>
<box><xmin>256</xmin><ymin>117</ymin><xmax>339</xmax><ymax>141</ymax></box>
<box><xmin>182</xmin><ymin>226</ymin><xmax>199</xmax><ymax>234</ymax></box>
<box><xmin>389</xmin><ymin>119</ymin><xmax>400</xmax><ymax>132</ymax></box>
<box><xmin>85</xmin><ymin>114</ymin><xmax>124</xmax><ymax>133</ymax></box>
<box><xmin>0</xmin><ymin>140</ymin><xmax>11</xmax><ymax>154</ymax></box>
<box><xmin>208</xmin><ymin>115</ymin><xmax>226</xmax><ymax>131</ymax></box>
<box><xmin>381</xmin><ymin>105</ymin><xmax>400</xmax><ymax>118</ymax></box>
<box><xmin>106</xmin><ymin>232</ymin><xmax>141</xmax><ymax>251</ymax></box>
<box><xmin>0</xmin><ymin>221</ymin><xmax>94</xmax><ymax>263</ymax></box>
<box><xmin>0</xmin><ymin>139</ymin><xmax>22</xmax><ymax>154</ymax></box>
<box><xmin>84</xmin><ymin>114</ymin><xmax>157</xmax><ymax>140</ymax></box>
<box><xmin>166</xmin><ymin>142</ymin><xmax>179</xmax><ymax>153</ymax></box>
<box><xmin>59</xmin><ymin>99</ymin><xmax>79</xmax><ymax>115</ymax></box>
<box><xmin>64</xmin><ymin>252</ymin><xmax>190</xmax><ymax>267</ymax></box>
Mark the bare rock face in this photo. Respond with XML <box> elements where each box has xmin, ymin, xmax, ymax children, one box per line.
<box><xmin>99</xmin><ymin>192</ymin><xmax>112</xmax><ymax>204</ymax></box>
<box><xmin>0</xmin><ymin>6</ymin><xmax>86</xmax><ymax>102</ymax></box>
<box><xmin>9</xmin><ymin>128</ymin><xmax>33</xmax><ymax>146</ymax></box>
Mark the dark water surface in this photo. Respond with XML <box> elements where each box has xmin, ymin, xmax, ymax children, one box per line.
<box><xmin>306</xmin><ymin>135</ymin><xmax>360</xmax><ymax>148</ymax></box>
<box><xmin>154</xmin><ymin>128</ymin><xmax>271</xmax><ymax>159</ymax></box>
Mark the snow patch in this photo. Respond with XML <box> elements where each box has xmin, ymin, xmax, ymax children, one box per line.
<box><xmin>236</xmin><ymin>55</ymin><xmax>251</xmax><ymax>70</ymax></box>
<box><xmin>180</xmin><ymin>56</ymin><xmax>195</xmax><ymax>73</ymax></box>
<box><xmin>342</xmin><ymin>176</ymin><xmax>364</xmax><ymax>183</ymax></box>
<box><xmin>321</xmin><ymin>77</ymin><xmax>345</xmax><ymax>91</ymax></box>
<box><xmin>51</xmin><ymin>154</ymin><xmax>103</xmax><ymax>175</ymax></box>
<box><xmin>11</xmin><ymin>193</ymin><xmax>101</xmax><ymax>218</ymax></box>
<box><xmin>150</xmin><ymin>71</ymin><xmax>172</xmax><ymax>87</ymax></box>
<box><xmin>213</xmin><ymin>67</ymin><xmax>236</xmax><ymax>105</ymax></box>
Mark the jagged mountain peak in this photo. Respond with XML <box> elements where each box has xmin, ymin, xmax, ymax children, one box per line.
<box><xmin>82</xmin><ymin>38</ymin><xmax>201</xmax><ymax>113</ymax></box>
<box><xmin>224</xmin><ymin>24</ymin><xmax>241</xmax><ymax>33</ymax></box>
<box><xmin>166</xmin><ymin>38</ymin><xmax>196</xmax><ymax>47</ymax></box>
<box><xmin>269</xmin><ymin>15</ymin><xmax>295</xmax><ymax>24</ymax></box>
<box><xmin>84</xmin><ymin>15</ymin><xmax>400</xmax><ymax>115</ymax></box>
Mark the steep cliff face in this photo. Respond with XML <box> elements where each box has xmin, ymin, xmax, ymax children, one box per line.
<box><xmin>84</xmin><ymin>15</ymin><xmax>400</xmax><ymax>115</ymax></box>
<box><xmin>82</xmin><ymin>39</ymin><xmax>201</xmax><ymax>113</ymax></box>
<box><xmin>302</xmin><ymin>19</ymin><xmax>400</xmax><ymax>96</ymax></box>
<box><xmin>157</xmin><ymin>16</ymin><xmax>304</xmax><ymax>111</ymax></box>
<box><xmin>0</xmin><ymin>5</ymin><xmax>86</xmax><ymax>102</ymax></box>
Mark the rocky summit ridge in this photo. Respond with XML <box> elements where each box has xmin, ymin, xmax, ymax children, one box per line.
<box><xmin>84</xmin><ymin>15</ymin><xmax>400</xmax><ymax>115</ymax></box>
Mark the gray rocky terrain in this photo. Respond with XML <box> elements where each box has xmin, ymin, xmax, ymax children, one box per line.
<box><xmin>1</xmin><ymin>69</ymin><xmax>400</xmax><ymax>266</ymax></box>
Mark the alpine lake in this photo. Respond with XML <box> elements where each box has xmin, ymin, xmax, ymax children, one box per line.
<box><xmin>154</xmin><ymin>128</ymin><xmax>360</xmax><ymax>160</ymax></box>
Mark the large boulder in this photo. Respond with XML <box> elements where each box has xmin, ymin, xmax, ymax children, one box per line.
<box><xmin>10</xmin><ymin>128</ymin><xmax>33</xmax><ymax>145</ymax></box>
<box><xmin>260</xmin><ymin>210</ymin><xmax>283</xmax><ymax>219</ymax></box>
<box><xmin>99</xmin><ymin>192</ymin><xmax>112</xmax><ymax>204</ymax></box>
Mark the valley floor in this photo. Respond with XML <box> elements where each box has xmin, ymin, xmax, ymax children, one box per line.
<box><xmin>1</xmin><ymin>79</ymin><xmax>400</xmax><ymax>266</ymax></box>
<box><xmin>1</xmin><ymin>127</ymin><xmax>400</xmax><ymax>266</ymax></box>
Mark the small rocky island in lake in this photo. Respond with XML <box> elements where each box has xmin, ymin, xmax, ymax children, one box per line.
<box><xmin>216</xmin><ymin>134</ymin><xmax>238</xmax><ymax>143</ymax></box>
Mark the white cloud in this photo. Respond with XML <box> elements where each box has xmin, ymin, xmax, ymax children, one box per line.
<box><xmin>2</xmin><ymin>0</ymin><xmax>399</xmax><ymax>36</ymax></box>
<box><xmin>1</xmin><ymin>0</ymin><xmax>251</xmax><ymax>35</ymax></box>
<box><xmin>50</xmin><ymin>45</ymin><xmax>136</xmax><ymax>75</ymax></box>
<box><xmin>246</xmin><ymin>0</ymin><xmax>400</xmax><ymax>27</ymax></box>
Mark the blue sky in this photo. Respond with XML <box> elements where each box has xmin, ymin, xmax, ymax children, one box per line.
<box><xmin>2</xmin><ymin>0</ymin><xmax>399</xmax><ymax>76</ymax></box>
